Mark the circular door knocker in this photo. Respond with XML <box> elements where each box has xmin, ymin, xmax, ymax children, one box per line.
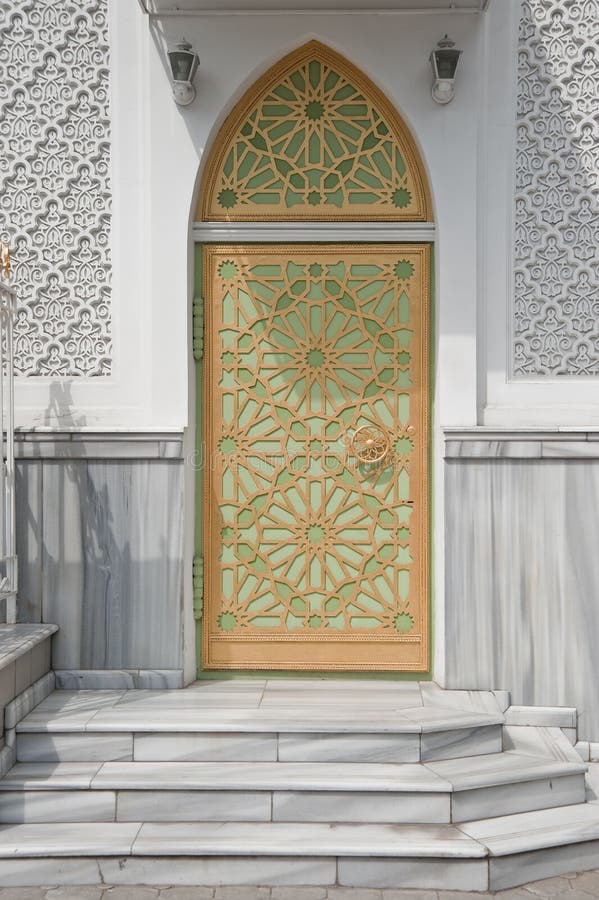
<box><xmin>350</xmin><ymin>425</ymin><xmax>390</xmax><ymax>464</ymax></box>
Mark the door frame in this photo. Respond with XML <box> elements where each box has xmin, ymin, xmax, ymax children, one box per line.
<box><xmin>193</xmin><ymin>220</ymin><xmax>436</xmax><ymax>679</ymax></box>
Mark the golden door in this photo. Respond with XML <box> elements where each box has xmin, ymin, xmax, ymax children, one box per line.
<box><xmin>203</xmin><ymin>244</ymin><xmax>430</xmax><ymax>671</ymax></box>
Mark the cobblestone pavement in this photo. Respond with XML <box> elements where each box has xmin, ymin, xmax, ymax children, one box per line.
<box><xmin>2</xmin><ymin>872</ymin><xmax>599</xmax><ymax>900</ymax></box>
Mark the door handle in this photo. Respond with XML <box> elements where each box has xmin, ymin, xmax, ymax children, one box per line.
<box><xmin>350</xmin><ymin>425</ymin><xmax>390</xmax><ymax>464</ymax></box>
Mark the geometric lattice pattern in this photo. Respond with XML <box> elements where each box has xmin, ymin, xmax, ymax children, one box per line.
<box><xmin>203</xmin><ymin>246</ymin><xmax>429</xmax><ymax>671</ymax></box>
<box><xmin>0</xmin><ymin>0</ymin><xmax>111</xmax><ymax>376</ymax></box>
<box><xmin>200</xmin><ymin>41</ymin><xmax>431</xmax><ymax>222</ymax></box>
<box><xmin>514</xmin><ymin>0</ymin><xmax>599</xmax><ymax>375</ymax></box>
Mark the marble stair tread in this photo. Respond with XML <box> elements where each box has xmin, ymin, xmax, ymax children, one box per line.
<box><xmin>260</xmin><ymin>679</ymin><xmax>423</xmax><ymax>692</ymax></box>
<box><xmin>3</xmin><ymin>753</ymin><xmax>582</xmax><ymax>794</ymax></box>
<box><xmin>89</xmin><ymin>760</ymin><xmax>452</xmax><ymax>792</ymax></box>
<box><xmin>426</xmin><ymin>750</ymin><xmax>587</xmax><ymax>790</ymax></box>
<box><xmin>38</xmin><ymin>691</ymin><xmax>130</xmax><ymax>712</ymax></box>
<box><xmin>133</xmin><ymin>821</ymin><xmax>487</xmax><ymax>858</ymax></box>
<box><xmin>6</xmin><ymin>811</ymin><xmax>599</xmax><ymax>861</ymax></box>
<box><xmin>398</xmin><ymin>706</ymin><xmax>504</xmax><ymax>733</ymax></box>
<box><xmin>0</xmin><ymin>624</ymin><xmax>58</xmax><ymax>671</ymax></box>
<box><xmin>0</xmin><ymin>761</ymin><xmax>437</xmax><ymax>793</ymax></box>
<box><xmin>111</xmin><ymin>689</ymin><xmax>265</xmax><ymax>708</ymax></box>
<box><xmin>16</xmin><ymin>700</ymin><xmax>503</xmax><ymax>734</ymax></box>
<box><xmin>0</xmin><ymin>820</ymin><xmax>486</xmax><ymax>859</ymax></box>
<box><xmin>0</xmin><ymin>763</ymin><xmax>103</xmax><ymax>790</ymax></box>
<box><xmin>258</xmin><ymin>684</ymin><xmax>424</xmax><ymax>708</ymax></box>
<box><xmin>459</xmin><ymin>801</ymin><xmax>599</xmax><ymax>856</ymax></box>
<box><xmin>0</xmin><ymin>821</ymin><xmax>142</xmax><ymax>857</ymax></box>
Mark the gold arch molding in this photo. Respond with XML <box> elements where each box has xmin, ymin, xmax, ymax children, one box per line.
<box><xmin>198</xmin><ymin>40</ymin><xmax>432</xmax><ymax>222</ymax></box>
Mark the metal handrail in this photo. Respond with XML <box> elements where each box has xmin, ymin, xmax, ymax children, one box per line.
<box><xmin>0</xmin><ymin>242</ymin><xmax>17</xmax><ymax>623</ymax></box>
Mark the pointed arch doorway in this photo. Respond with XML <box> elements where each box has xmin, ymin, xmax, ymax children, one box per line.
<box><xmin>195</xmin><ymin>41</ymin><xmax>433</xmax><ymax>672</ymax></box>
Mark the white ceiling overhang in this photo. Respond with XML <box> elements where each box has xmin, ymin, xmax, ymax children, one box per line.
<box><xmin>141</xmin><ymin>0</ymin><xmax>491</xmax><ymax>13</ymax></box>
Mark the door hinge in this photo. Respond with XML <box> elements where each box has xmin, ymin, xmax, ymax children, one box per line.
<box><xmin>193</xmin><ymin>555</ymin><xmax>204</xmax><ymax>620</ymax></box>
<box><xmin>193</xmin><ymin>296</ymin><xmax>204</xmax><ymax>361</ymax></box>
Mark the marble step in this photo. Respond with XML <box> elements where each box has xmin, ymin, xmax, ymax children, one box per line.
<box><xmin>2</xmin><ymin>807</ymin><xmax>599</xmax><ymax>890</ymax></box>
<box><xmin>15</xmin><ymin>698</ymin><xmax>504</xmax><ymax>763</ymax></box>
<box><xmin>0</xmin><ymin>753</ymin><xmax>586</xmax><ymax>824</ymax></box>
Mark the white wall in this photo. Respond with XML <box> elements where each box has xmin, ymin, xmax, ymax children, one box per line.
<box><xmin>13</xmin><ymin>0</ymin><xmax>598</xmax><ymax>431</ymax></box>
<box><xmin>13</xmin><ymin>1</ymin><xmax>491</xmax><ymax>433</ymax></box>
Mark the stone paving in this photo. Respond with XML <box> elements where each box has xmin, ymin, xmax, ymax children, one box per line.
<box><xmin>2</xmin><ymin>873</ymin><xmax>599</xmax><ymax>900</ymax></box>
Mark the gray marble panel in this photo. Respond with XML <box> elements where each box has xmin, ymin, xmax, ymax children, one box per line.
<box><xmin>4</xmin><ymin>671</ymin><xmax>55</xmax><ymax>730</ymax></box>
<box><xmin>41</xmin><ymin>460</ymin><xmax>184</xmax><ymax>670</ymax></box>
<box><xmin>54</xmin><ymin>670</ymin><xmax>184</xmax><ymax>690</ymax></box>
<box><xmin>0</xmin><ymin>745</ymin><xmax>16</xmax><ymax>777</ymax></box>
<box><xmin>541</xmin><ymin>441</ymin><xmax>599</xmax><ymax>458</ymax></box>
<box><xmin>135</xmin><ymin>670</ymin><xmax>184</xmax><ymax>689</ymax></box>
<box><xmin>0</xmin><ymin>789</ymin><xmax>116</xmax><ymax>823</ymax></box>
<box><xmin>15</xmin><ymin>652</ymin><xmax>32</xmax><ymax>696</ymax></box>
<box><xmin>503</xmin><ymin>725</ymin><xmax>583</xmax><ymax>763</ymax></box>
<box><xmin>0</xmin><ymin>858</ymin><xmax>101</xmax><ymax>887</ymax></box>
<box><xmin>419</xmin><ymin>683</ymin><xmax>504</xmax><ymax>715</ymax></box>
<box><xmin>16</xmin><ymin>732</ymin><xmax>132</xmax><ymax>763</ymax></box>
<box><xmin>421</xmin><ymin>725</ymin><xmax>503</xmax><ymax>761</ymax></box>
<box><xmin>116</xmin><ymin>790</ymin><xmax>271</xmax><ymax>822</ymax></box>
<box><xmin>505</xmin><ymin>705</ymin><xmax>577</xmax><ymax>727</ymax></box>
<box><xmin>278</xmin><ymin>732</ymin><xmax>420</xmax><ymax>763</ymax></box>
<box><xmin>577</xmin><ymin>741</ymin><xmax>591</xmax><ymax>761</ymax></box>
<box><xmin>563</xmin><ymin>727</ymin><xmax>577</xmax><ymax>745</ymax></box>
<box><xmin>55</xmin><ymin>670</ymin><xmax>135</xmax><ymax>690</ymax></box>
<box><xmin>30</xmin><ymin>640</ymin><xmax>51</xmax><ymax>683</ymax></box>
<box><xmin>490</xmin><ymin>840</ymin><xmax>599</xmax><ymax>891</ymax></box>
<box><xmin>133</xmin><ymin>732</ymin><xmax>278</xmax><ymax>762</ymax></box>
<box><xmin>445</xmin><ymin>459</ymin><xmax>599</xmax><ymax>743</ymax></box>
<box><xmin>337</xmin><ymin>857</ymin><xmax>488</xmax><ymax>891</ymax></box>
<box><xmin>15</xmin><ymin>462</ymin><xmax>43</xmax><ymax>623</ymax></box>
<box><xmin>14</xmin><ymin>431</ymin><xmax>184</xmax><ymax>459</ymax></box>
<box><xmin>272</xmin><ymin>790</ymin><xmax>450</xmax><ymax>824</ymax></box>
<box><xmin>445</xmin><ymin>440</ymin><xmax>542</xmax><ymax>459</ymax></box>
<box><xmin>451</xmin><ymin>773</ymin><xmax>585</xmax><ymax>822</ymax></box>
<box><xmin>0</xmin><ymin>662</ymin><xmax>16</xmax><ymax>711</ymax></box>
<box><xmin>16</xmin><ymin>439</ymin><xmax>184</xmax><ymax>459</ymax></box>
<box><xmin>98</xmin><ymin>856</ymin><xmax>337</xmax><ymax>887</ymax></box>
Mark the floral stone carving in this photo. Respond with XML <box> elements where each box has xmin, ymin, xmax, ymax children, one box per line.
<box><xmin>0</xmin><ymin>0</ymin><xmax>111</xmax><ymax>376</ymax></box>
<box><xmin>514</xmin><ymin>0</ymin><xmax>599</xmax><ymax>375</ymax></box>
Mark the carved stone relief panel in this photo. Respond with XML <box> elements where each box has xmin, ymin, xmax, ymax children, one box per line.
<box><xmin>0</xmin><ymin>0</ymin><xmax>112</xmax><ymax>376</ymax></box>
<box><xmin>514</xmin><ymin>0</ymin><xmax>599</xmax><ymax>375</ymax></box>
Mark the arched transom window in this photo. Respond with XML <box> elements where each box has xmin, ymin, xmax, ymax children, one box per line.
<box><xmin>199</xmin><ymin>41</ymin><xmax>432</xmax><ymax>222</ymax></box>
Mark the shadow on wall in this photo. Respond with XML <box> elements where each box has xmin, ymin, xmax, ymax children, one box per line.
<box><xmin>15</xmin><ymin>382</ymin><xmax>185</xmax><ymax>671</ymax></box>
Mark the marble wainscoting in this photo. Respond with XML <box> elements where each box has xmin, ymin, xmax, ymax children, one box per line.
<box><xmin>444</xmin><ymin>431</ymin><xmax>599</xmax><ymax>742</ymax></box>
<box><xmin>14</xmin><ymin>432</ymin><xmax>185</xmax><ymax>672</ymax></box>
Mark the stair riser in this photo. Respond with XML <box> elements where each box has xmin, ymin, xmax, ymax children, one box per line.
<box><xmin>4</xmin><ymin>840</ymin><xmax>599</xmax><ymax>891</ymax></box>
<box><xmin>490</xmin><ymin>838</ymin><xmax>599</xmax><ymax>891</ymax></box>
<box><xmin>0</xmin><ymin>789</ymin><xmax>450</xmax><ymax>824</ymax></box>
<box><xmin>0</xmin><ymin>855</ymin><xmax>488</xmax><ymax>890</ymax></box>
<box><xmin>17</xmin><ymin>733</ymin><xmax>133</xmax><ymax>764</ymax></box>
<box><xmin>15</xmin><ymin>724</ymin><xmax>503</xmax><ymax>764</ymax></box>
<box><xmin>451</xmin><ymin>773</ymin><xmax>586</xmax><ymax>822</ymax></box>
<box><xmin>0</xmin><ymin>775</ymin><xmax>585</xmax><ymax>824</ymax></box>
<box><xmin>420</xmin><ymin>725</ymin><xmax>502</xmax><ymax>762</ymax></box>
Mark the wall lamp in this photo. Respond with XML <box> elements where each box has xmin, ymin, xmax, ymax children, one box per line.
<box><xmin>168</xmin><ymin>40</ymin><xmax>200</xmax><ymax>106</ymax></box>
<box><xmin>430</xmin><ymin>35</ymin><xmax>462</xmax><ymax>105</ymax></box>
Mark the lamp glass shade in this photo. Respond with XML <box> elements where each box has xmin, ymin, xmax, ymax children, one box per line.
<box><xmin>433</xmin><ymin>48</ymin><xmax>461</xmax><ymax>80</ymax></box>
<box><xmin>168</xmin><ymin>47</ymin><xmax>197</xmax><ymax>83</ymax></box>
